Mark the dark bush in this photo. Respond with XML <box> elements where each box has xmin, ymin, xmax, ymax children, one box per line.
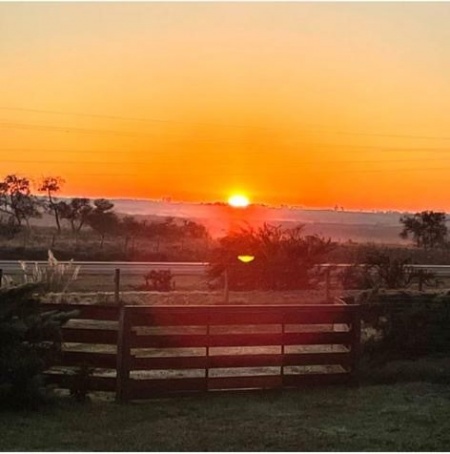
<box><xmin>0</xmin><ymin>283</ymin><xmax>76</xmax><ymax>409</ymax></box>
<box><xmin>338</xmin><ymin>250</ymin><xmax>438</xmax><ymax>290</ymax></box>
<box><xmin>208</xmin><ymin>224</ymin><xmax>335</xmax><ymax>290</ymax></box>
<box><xmin>348</xmin><ymin>291</ymin><xmax>450</xmax><ymax>367</ymax></box>
<box><xmin>141</xmin><ymin>270</ymin><xmax>173</xmax><ymax>291</ymax></box>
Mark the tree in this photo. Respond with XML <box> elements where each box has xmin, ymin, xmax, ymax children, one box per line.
<box><xmin>0</xmin><ymin>174</ymin><xmax>41</xmax><ymax>227</ymax></box>
<box><xmin>58</xmin><ymin>198</ymin><xmax>93</xmax><ymax>234</ymax></box>
<box><xmin>400</xmin><ymin>211</ymin><xmax>448</xmax><ymax>249</ymax></box>
<box><xmin>181</xmin><ymin>219</ymin><xmax>208</xmax><ymax>239</ymax></box>
<box><xmin>38</xmin><ymin>176</ymin><xmax>65</xmax><ymax>233</ymax></box>
<box><xmin>119</xmin><ymin>215</ymin><xmax>141</xmax><ymax>254</ymax></box>
<box><xmin>87</xmin><ymin>199</ymin><xmax>117</xmax><ymax>249</ymax></box>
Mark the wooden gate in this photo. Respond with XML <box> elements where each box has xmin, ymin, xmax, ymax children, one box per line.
<box><xmin>117</xmin><ymin>304</ymin><xmax>361</xmax><ymax>401</ymax></box>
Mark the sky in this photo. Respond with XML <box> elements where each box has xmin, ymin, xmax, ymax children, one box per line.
<box><xmin>1</xmin><ymin>2</ymin><xmax>450</xmax><ymax>211</ymax></box>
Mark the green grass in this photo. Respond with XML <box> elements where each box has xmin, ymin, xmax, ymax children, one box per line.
<box><xmin>2</xmin><ymin>382</ymin><xmax>450</xmax><ymax>451</ymax></box>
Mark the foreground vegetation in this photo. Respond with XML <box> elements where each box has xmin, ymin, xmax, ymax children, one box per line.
<box><xmin>1</xmin><ymin>381</ymin><xmax>450</xmax><ymax>451</ymax></box>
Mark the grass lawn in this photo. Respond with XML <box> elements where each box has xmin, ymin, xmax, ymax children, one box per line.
<box><xmin>1</xmin><ymin>382</ymin><xmax>450</xmax><ymax>451</ymax></box>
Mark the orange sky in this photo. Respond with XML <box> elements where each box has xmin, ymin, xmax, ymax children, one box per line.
<box><xmin>1</xmin><ymin>3</ymin><xmax>450</xmax><ymax>211</ymax></box>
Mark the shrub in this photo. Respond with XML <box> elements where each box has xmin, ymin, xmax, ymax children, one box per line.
<box><xmin>0</xmin><ymin>283</ymin><xmax>77</xmax><ymax>409</ymax></box>
<box><xmin>347</xmin><ymin>290</ymin><xmax>450</xmax><ymax>367</ymax></box>
<box><xmin>338</xmin><ymin>250</ymin><xmax>438</xmax><ymax>290</ymax></box>
<box><xmin>142</xmin><ymin>270</ymin><xmax>173</xmax><ymax>291</ymax></box>
<box><xmin>338</xmin><ymin>264</ymin><xmax>374</xmax><ymax>290</ymax></box>
<box><xmin>208</xmin><ymin>224</ymin><xmax>335</xmax><ymax>290</ymax></box>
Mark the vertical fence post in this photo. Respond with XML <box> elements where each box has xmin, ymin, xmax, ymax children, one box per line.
<box><xmin>205</xmin><ymin>309</ymin><xmax>210</xmax><ymax>391</ymax></box>
<box><xmin>350</xmin><ymin>305</ymin><xmax>362</xmax><ymax>386</ymax></box>
<box><xmin>223</xmin><ymin>268</ymin><xmax>229</xmax><ymax>304</ymax></box>
<box><xmin>115</xmin><ymin>268</ymin><xmax>131</xmax><ymax>402</ymax></box>
<box><xmin>418</xmin><ymin>270</ymin><xmax>424</xmax><ymax>292</ymax></box>
<box><xmin>116</xmin><ymin>302</ymin><xmax>131</xmax><ymax>403</ymax></box>
<box><xmin>114</xmin><ymin>268</ymin><xmax>120</xmax><ymax>304</ymax></box>
<box><xmin>281</xmin><ymin>312</ymin><xmax>285</xmax><ymax>387</ymax></box>
<box><xmin>325</xmin><ymin>267</ymin><xmax>331</xmax><ymax>302</ymax></box>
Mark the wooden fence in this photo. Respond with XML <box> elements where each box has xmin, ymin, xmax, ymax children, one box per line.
<box><xmin>42</xmin><ymin>302</ymin><xmax>361</xmax><ymax>401</ymax></box>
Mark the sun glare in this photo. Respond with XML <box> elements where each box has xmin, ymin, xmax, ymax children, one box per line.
<box><xmin>238</xmin><ymin>255</ymin><xmax>255</xmax><ymax>263</ymax></box>
<box><xmin>228</xmin><ymin>194</ymin><xmax>250</xmax><ymax>208</ymax></box>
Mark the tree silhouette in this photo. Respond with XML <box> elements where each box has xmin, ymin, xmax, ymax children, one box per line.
<box><xmin>38</xmin><ymin>176</ymin><xmax>65</xmax><ymax>233</ymax></box>
<box><xmin>58</xmin><ymin>198</ymin><xmax>92</xmax><ymax>234</ymax></box>
<box><xmin>0</xmin><ymin>174</ymin><xmax>41</xmax><ymax>227</ymax></box>
<box><xmin>120</xmin><ymin>215</ymin><xmax>141</xmax><ymax>254</ymax></box>
<box><xmin>399</xmin><ymin>211</ymin><xmax>448</xmax><ymax>249</ymax></box>
<box><xmin>87</xmin><ymin>199</ymin><xmax>117</xmax><ymax>249</ymax></box>
<box><xmin>181</xmin><ymin>219</ymin><xmax>208</xmax><ymax>239</ymax></box>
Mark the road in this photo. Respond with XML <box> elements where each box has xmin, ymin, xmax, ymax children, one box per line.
<box><xmin>0</xmin><ymin>261</ymin><xmax>210</xmax><ymax>276</ymax></box>
<box><xmin>2</xmin><ymin>260</ymin><xmax>450</xmax><ymax>277</ymax></box>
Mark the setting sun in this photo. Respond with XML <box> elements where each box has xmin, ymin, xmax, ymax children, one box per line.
<box><xmin>228</xmin><ymin>194</ymin><xmax>250</xmax><ymax>208</ymax></box>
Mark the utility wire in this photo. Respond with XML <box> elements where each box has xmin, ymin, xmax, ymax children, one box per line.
<box><xmin>0</xmin><ymin>107</ymin><xmax>268</xmax><ymax>130</ymax></box>
<box><xmin>2</xmin><ymin>108</ymin><xmax>450</xmax><ymax>141</ymax></box>
<box><xmin>2</xmin><ymin>146</ymin><xmax>450</xmax><ymax>156</ymax></box>
<box><xmin>4</xmin><ymin>157</ymin><xmax>450</xmax><ymax>166</ymax></box>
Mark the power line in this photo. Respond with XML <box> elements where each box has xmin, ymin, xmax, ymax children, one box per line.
<box><xmin>333</xmin><ymin>131</ymin><xmax>450</xmax><ymax>141</ymax></box>
<box><xmin>0</xmin><ymin>121</ymin><xmax>162</xmax><ymax>138</ymax></box>
<box><xmin>3</xmin><ymin>162</ymin><xmax>450</xmax><ymax>176</ymax></box>
<box><xmin>2</xmin><ymin>145</ymin><xmax>450</xmax><ymax>156</ymax></box>
<box><xmin>4</xmin><ymin>156</ymin><xmax>450</xmax><ymax>166</ymax></box>
<box><xmin>2</xmin><ymin>107</ymin><xmax>450</xmax><ymax>141</ymax></box>
<box><xmin>0</xmin><ymin>121</ymin><xmax>270</xmax><ymax>145</ymax></box>
<box><xmin>0</xmin><ymin>107</ymin><xmax>267</xmax><ymax>130</ymax></box>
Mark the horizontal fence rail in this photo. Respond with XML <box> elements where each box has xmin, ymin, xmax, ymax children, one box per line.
<box><xmin>42</xmin><ymin>302</ymin><xmax>119</xmax><ymax>393</ymax></box>
<box><xmin>121</xmin><ymin>304</ymin><xmax>360</xmax><ymax>400</ymax></box>
<box><xmin>42</xmin><ymin>302</ymin><xmax>361</xmax><ymax>400</ymax></box>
